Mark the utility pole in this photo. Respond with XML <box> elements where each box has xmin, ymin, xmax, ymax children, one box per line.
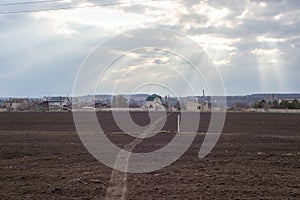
<box><xmin>165</xmin><ymin>95</ymin><xmax>170</xmax><ymax>112</ymax></box>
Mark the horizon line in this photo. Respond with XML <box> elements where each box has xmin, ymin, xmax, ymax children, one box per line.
<box><xmin>1</xmin><ymin>92</ymin><xmax>300</xmax><ymax>99</ymax></box>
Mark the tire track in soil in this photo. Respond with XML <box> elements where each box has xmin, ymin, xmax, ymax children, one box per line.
<box><xmin>105</xmin><ymin>113</ymin><xmax>172</xmax><ymax>200</ymax></box>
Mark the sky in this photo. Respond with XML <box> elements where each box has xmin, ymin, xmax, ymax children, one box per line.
<box><xmin>0</xmin><ymin>0</ymin><xmax>299</xmax><ymax>97</ymax></box>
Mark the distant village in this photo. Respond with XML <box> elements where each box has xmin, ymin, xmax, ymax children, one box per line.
<box><xmin>0</xmin><ymin>93</ymin><xmax>300</xmax><ymax>112</ymax></box>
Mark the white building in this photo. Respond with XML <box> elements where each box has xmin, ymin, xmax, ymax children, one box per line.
<box><xmin>6</xmin><ymin>98</ymin><xmax>30</xmax><ymax>111</ymax></box>
<box><xmin>43</xmin><ymin>96</ymin><xmax>71</xmax><ymax>111</ymax></box>
<box><xmin>145</xmin><ymin>94</ymin><xmax>164</xmax><ymax>111</ymax></box>
<box><xmin>185</xmin><ymin>101</ymin><xmax>210</xmax><ymax>111</ymax></box>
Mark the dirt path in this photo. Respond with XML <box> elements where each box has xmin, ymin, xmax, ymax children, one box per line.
<box><xmin>105</xmin><ymin>113</ymin><xmax>170</xmax><ymax>200</ymax></box>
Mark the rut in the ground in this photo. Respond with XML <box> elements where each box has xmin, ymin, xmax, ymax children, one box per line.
<box><xmin>105</xmin><ymin>113</ymin><xmax>170</xmax><ymax>200</ymax></box>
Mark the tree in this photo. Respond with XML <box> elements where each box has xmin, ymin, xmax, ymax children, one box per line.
<box><xmin>254</xmin><ymin>99</ymin><xmax>265</xmax><ymax>108</ymax></box>
<box><xmin>273</xmin><ymin>100</ymin><xmax>279</xmax><ymax>109</ymax></box>
<box><xmin>279</xmin><ymin>100</ymin><xmax>290</xmax><ymax>109</ymax></box>
<box><xmin>174</xmin><ymin>100</ymin><xmax>181</xmax><ymax>110</ymax></box>
<box><xmin>290</xmin><ymin>99</ymin><xmax>299</xmax><ymax>109</ymax></box>
<box><xmin>279</xmin><ymin>99</ymin><xmax>299</xmax><ymax>109</ymax></box>
<box><xmin>232</xmin><ymin>102</ymin><xmax>249</xmax><ymax>111</ymax></box>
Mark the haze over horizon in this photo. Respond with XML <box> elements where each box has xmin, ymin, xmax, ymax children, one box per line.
<box><xmin>2</xmin><ymin>92</ymin><xmax>300</xmax><ymax>99</ymax></box>
<box><xmin>1</xmin><ymin>0</ymin><xmax>300</xmax><ymax>97</ymax></box>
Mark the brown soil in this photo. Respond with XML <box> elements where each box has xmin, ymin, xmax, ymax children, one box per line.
<box><xmin>0</xmin><ymin>112</ymin><xmax>299</xmax><ymax>199</ymax></box>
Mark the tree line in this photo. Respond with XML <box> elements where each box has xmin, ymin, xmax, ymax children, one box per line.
<box><xmin>254</xmin><ymin>99</ymin><xmax>300</xmax><ymax>109</ymax></box>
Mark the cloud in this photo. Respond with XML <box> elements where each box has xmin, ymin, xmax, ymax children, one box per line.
<box><xmin>256</xmin><ymin>35</ymin><xmax>287</xmax><ymax>42</ymax></box>
<box><xmin>250</xmin><ymin>48</ymin><xmax>283</xmax><ymax>56</ymax></box>
<box><xmin>0</xmin><ymin>0</ymin><xmax>300</xmax><ymax>96</ymax></box>
<box><xmin>213</xmin><ymin>59</ymin><xmax>230</xmax><ymax>66</ymax></box>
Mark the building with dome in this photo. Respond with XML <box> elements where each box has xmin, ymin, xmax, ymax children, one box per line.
<box><xmin>145</xmin><ymin>94</ymin><xmax>164</xmax><ymax>111</ymax></box>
